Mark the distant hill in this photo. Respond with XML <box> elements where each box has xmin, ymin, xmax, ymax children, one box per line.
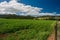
<box><xmin>0</xmin><ymin>14</ymin><xmax>60</xmax><ymax>20</ymax></box>
<box><xmin>0</xmin><ymin>14</ymin><xmax>35</xmax><ymax>19</ymax></box>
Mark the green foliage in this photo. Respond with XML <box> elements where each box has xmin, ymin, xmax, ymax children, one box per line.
<box><xmin>0</xmin><ymin>19</ymin><xmax>55</xmax><ymax>40</ymax></box>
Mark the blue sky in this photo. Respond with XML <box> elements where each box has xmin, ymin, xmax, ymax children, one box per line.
<box><xmin>0</xmin><ymin>0</ymin><xmax>60</xmax><ymax>16</ymax></box>
<box><xmin>19</xmin><ymin>0</ymin><xmax>60</xmax><ymax>14</ymax></box>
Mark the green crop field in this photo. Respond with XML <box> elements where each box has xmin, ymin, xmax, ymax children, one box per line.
<box><xmin>0</xmin><ymin>18</ymin><xmax>56</xmax><ymax>40</ymax></box>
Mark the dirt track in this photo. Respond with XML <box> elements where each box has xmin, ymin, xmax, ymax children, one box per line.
<box><xmin>57</xmin><ymin>21</ymin><xmax>60</xmax><ymax>40</ymax></box>
<box><xmin>47</xmin><ymin>32</ymin><xmax>55</xmax><ymax>40</ymax></box>
<box><xmin>47</xmin><ymin>21</ymin><xmax>60</xmax><ymax>40</ymax></box>
<box><xmin>57</xmin><ymin>32</ymin><xmax>60</xmax><ymax>40</ymax></box>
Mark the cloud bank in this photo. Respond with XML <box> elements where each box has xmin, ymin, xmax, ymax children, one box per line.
<box><xmin>0</xmin><ymin>0</ymin><xmax>55</xmax><ymax>16</ymax></box>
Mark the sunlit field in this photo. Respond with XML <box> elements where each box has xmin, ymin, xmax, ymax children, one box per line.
<box><xmin>0</xmin><ymin>18</ymin><xmax>56</xmax><ymax>40</ymax></box>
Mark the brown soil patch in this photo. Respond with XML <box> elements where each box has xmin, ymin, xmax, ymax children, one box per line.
<box><xmin>0</xmin><ymin>34</ymin><xmax>7</xmax><ymax>39</ymax></box>
<box><xmin>47</xmin><ymin>33</ymin><xmax>55</xmax><ymax>40</ymax></box>
<box><xmin>57</xmin><ymin>32</ymin><xmax>60</xmax><ymax>40</ymax></box>
<box><xmin>0</xmin><ymin>33</ymin><xmax>19</xmax><ymax>40</ymax></box>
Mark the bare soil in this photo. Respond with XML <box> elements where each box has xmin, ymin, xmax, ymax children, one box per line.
<box><xmin>47</xmin><ymin>32</ymin><xmax>55</xmax><ymax>40</ymax></box>
<box><xmin>0</xmin><ymin>34</ymin><xmax>7</xmax><ymax>39</ymax></box>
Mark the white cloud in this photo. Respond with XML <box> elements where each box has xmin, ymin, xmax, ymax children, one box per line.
<box><xmin>0</xmin><ymin>0</ymin><xmax>56</xmax><ymax>16</ymax></box>
<box><xmin>39</xmin><ymin>12</ymin><xmax>56</xmax><ymax>16</ymax></box>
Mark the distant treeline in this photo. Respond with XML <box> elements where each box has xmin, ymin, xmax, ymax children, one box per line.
<box><xmin>37</xmin><ymin>15</ymin><xmax>60</xmax><ymax>20</ymax></box>
<box><xmin>0</xmin><ymin>14</ymin><xmax>60</xmax><ymax>20</ymax></box>
<box><xmin>0</xmin><ymin>14</ymin><xmax>35</xmax><ymax>19</ymax></box>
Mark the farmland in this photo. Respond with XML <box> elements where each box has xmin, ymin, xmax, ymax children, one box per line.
<box><xmin>0</xmin><ymin>18</ymin><xmax>56</xmax><ymax>40</ymax></box>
